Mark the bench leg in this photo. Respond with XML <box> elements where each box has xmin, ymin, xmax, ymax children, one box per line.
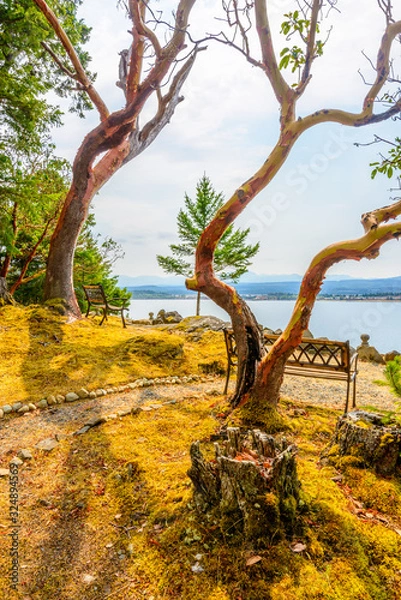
<box><xmin>352</xmin><ymin>376</ymin><xmax>357</xmax><ymax>410</ymax></box>
<box><xmin>223</xmin><ymin>365</ymin><xmax>231</xmax><ymax>395</ymax></box>
<box><xmin>100</xmin><ymin>309</ymin><xmax>107</xmax><ymax>326</ymax></box>
<box><xmin>344</xmin><ymin>379</ymin><xmax>350</xmax><ymax>414</ymax></box>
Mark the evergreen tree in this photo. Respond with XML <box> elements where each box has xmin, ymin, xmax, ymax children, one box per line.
<box><xmin>157</xmin><ymin>175</ymin><xmax>259</xmax><ymax>315</ymax></box>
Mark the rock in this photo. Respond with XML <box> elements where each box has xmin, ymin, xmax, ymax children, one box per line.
<box><xmin>384</xmin><ymin>350</ymin><xmax>401</xmax><ymax>362</ymax></box>
<box><xmin>0</xmin><ymin>409</ymin><xmax>4</xmax><ymax>419</ymax></box>
<box><xmin>100</xmin><ymin>389</ymin><xmax>107</xmax><ymax>396</ymax></box>
<box><xmin>12</xmin><ymin>402</ymin><xmax>22</xmax><ymax>412</ymax></box>
<box><xmin>2</xmin><ymin>404</ymin><xmax>12</xmax><ymax>414</ymax></box>
<box><xmin>106</xmin><ymin>414</ymin><xmax>118</xmax><ymax>420</ymax></box>
<box><xmin>89</xmin><ymin>391</ymin><xmax>97</xmax><ymax>399</ymax></box>
<box><xmin>37</xmin><ymin>399</ymin><xmax>48</xmax><ymax>409</ymax></box>
<box><xmin>17</xmin><ymin>405</ymin><xmax>30</xmax><ymax>414</ymax></box>
<box><xmin>65</xmin><ymin>392</ymin><xmax>79</xmax><ymax>402</ymax></box>
<box><xmin>117</xmin><ymin>409</ymin><xmax>131</xmax><ymax>417</ymax></box>
<box><xmin>0</xmin><ymin>468</ymin><xmax>10</xmax><ymax>477</ymax></box>
<box><xmin>156</xmin><ymin>309</ymin><xmax>183</xmax><ymax>324</ymax></box>
<box><xmin>128</xmin><ymin>382</ymin><xmax>137</xmax><ymax>389</ymax></box>
<box><xmin>28</xmin><ymin>403</ymin><xmax>37</xmax><ymax>411</ymax></box>
<box><xmin>82</xmin><ymin>574</ymin><xmax>96</xmax><ymax>585</ymax></box>
<box><xmin>17</xmin><ymin>449</ymin><xmax>33</xmax><ymax>461</ymax></box>
<box><xmin>131</xmin><ymin>407</ymin><xmax>142</xmax><ymax>416</ymax></box>
<box><xmin>77</xmin><ymin>388</ymin><xmax>89</xmax><ymax>399</ymax></box>
<box><xmin>84</xmin><ymin>416</ymin><xmax>106</xmax><ymax>428</ymax></box>
<box><xmin>183</xmin><ymin>315</ymin><xmax>229</xmax><ymax>333</ymax></box>
<box><xmin>74</xmin><ymin>426</ymin><xmax>91</xmax><ymax>436</ymax></box>
<box><xmin>10</xmin><ymin>456</ymin><xmax>23</xmax><ymax>466</ymax></box>
<box><xmin>357</xmin><ymin>334</ymin><xmax>385</xmax><ymax>364</ymax></box>
<box><xmin>47</xmin><ymin>395</ymin><xmax>57</xmax><ymax>406</ymax></box>
<box><xmin>35</xmin><ymin>438</ymin><xmax>59</xmax><ymax>452</ymax></box>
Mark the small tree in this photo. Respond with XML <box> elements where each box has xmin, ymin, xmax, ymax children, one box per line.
<box><xmin>157</xmin><ymin>175</ymin><xmax>259</xmax><ymax>315</ymax></box>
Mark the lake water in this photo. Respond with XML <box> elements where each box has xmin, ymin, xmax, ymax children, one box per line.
<box><xmin>128</xmin><ymin>298</ymin><xmax>401</xmax><ymax>354</ymax></box>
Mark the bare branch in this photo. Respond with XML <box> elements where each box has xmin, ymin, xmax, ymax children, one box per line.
<box><xmin>296</xmin><ymin>0</ymin><xmax>323</xmax><ymax>96</ymax></box>
<box><xmin>254</xmin><ymin>0</ymin><xmax>292</xmax><ymax>103</ymax></box>
<box><xmin>41</xmin><ymin>41</ymin><xmax>77</xmax><ymax>79</ymax></box>
<box><xmin>123</xmin><ymin>49</ymin><xmax>200</xmax><ymax>164</ymax></box>
<box><xmin>32</xmin><ymin>0</ymin><xmax>109</xmax><ymax>120</ymax></box>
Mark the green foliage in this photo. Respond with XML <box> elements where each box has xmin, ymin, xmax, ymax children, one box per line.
<box><xmin>370</xmin><ymin>137</ymin><xmax>401</xmax><ymax>179</ymax></box>
<box><xmin>384</xmin><ymin>355</ymin><xmax>401</xmax><ymax>396</ymax></box>
<box><xmin>279</xmin><ymin>11</ymin><xmax>324</xmax><ymax>76</ymax></box>
<box><xmin>73</xmin><ymin>213</ymin><xmax>131</xmax><ymax>311</ymax></box>
<box><xmin>157</xmin><ymin>174</ymin><xmax>259</xmax><ymax>282</ymax></box>
<box><xmin>0</xmin><ymin>138</ymin><xmax>70</xmax><ymax>296</ymax></box>
<box><xmin>0</xmin><ymin>0</ymin><xmax>93</xmax><ymax>167</ymax></box>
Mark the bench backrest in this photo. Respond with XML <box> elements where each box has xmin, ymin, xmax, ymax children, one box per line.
<box><xmin>83</xmin><ymin>284</ymin><xmax>107</xmax><ymax>306</ymax></box>
<box><xmin>263</xmin><ymin>333</ymin><xmax>351</xmax><ymax>372</ymax></box>
<box><xmin>224</xmin><ymin>329</ymin><xmax>351</xmax><ymax>373</ymax></box>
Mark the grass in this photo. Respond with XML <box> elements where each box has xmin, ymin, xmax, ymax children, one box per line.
<box><xmin>0</xmin><ymin>305</ymin><xmax>227</xmax><ymax>404</ymax></box>
<box><xmin>1</xmin><ymin>305</ymin><xmax>401</xmax><ymax>599</ymax></box>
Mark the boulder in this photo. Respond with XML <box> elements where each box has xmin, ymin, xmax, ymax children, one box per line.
<box><xmin>65</xmin><ymin>392</ymin><xmax>80</xmax><ymax>402</ymax></box>
<box><xmin>357</xmin><ymin>334</ymin><xmax>385</xmax><ymax>364</ymax></box>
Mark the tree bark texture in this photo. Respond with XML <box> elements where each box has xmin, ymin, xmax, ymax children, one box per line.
<box><xmin>0</xmin><ymin>277</ymin><xmax>15</xmax><ymax>306</ymax></box>
<box><xmin>188</xmin><ymin>427</ymin><xmax>300</xmax><ymax>542</ymax></box>
<box><xmin>323</xmin><ymin>411</ymin><xmax>401</xmax><ymax>476</ymax></box>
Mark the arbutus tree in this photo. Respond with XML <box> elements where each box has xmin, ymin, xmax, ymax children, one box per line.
<box><xmin>186</xmin><ymin>0</ymin><xmax>401</xmax><ymax>421</ymax></box>
<box><xmin>31</xmin><ymin>0</ymin><xmax>201</xmax><ymax>317</ymax></box>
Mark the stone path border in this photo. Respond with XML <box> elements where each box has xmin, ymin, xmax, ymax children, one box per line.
<box><xmin>0</xmin><ymin>374</ymin><xmax>202</xmax><ymax>420</ymax></box>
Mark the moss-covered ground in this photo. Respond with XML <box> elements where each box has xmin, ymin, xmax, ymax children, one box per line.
<box><xmin>1</xmin><ymin>305</ymin><xmax>401</xmax><ymax>599</ymax></box>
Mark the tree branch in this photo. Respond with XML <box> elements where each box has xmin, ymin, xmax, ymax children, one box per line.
<box><xmin>32</xmin><ymin>0</ymin><xmax>110</xmax><ymax>120</ymax></box>
<box><xmin>254</xmin><ymin>0</ymin><xmax>292</xmax><ymax>103</ymax></box>
<box><xmin>296</xmin><ymin>0</ymin><xmax>322</xmax><ymax>96</ymax></box>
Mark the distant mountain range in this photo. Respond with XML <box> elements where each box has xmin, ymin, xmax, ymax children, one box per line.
<box><xmin>117</xmin><ymin>272</ymin><xmax>353</xmax><ymax>288</ymax></box>
<box><xmin>118</xmin><ymin>274</ymin><xmax>401</xmax><ymax>300</ymax></box>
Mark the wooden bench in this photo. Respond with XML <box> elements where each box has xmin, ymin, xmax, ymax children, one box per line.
<box><xmin>223</xmin><ymin>329</ymin><xmax>359</xmax><ymax>413</ymax></box>
<box><xmin>82</xmin><ymin>284</ymin><xmax>129</xmax><ymax>328</ymax></box>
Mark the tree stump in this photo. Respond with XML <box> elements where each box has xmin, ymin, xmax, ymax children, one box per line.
<box><xmin>0</xmin><ymin>277</ymin><xmax>15</xmax><ymax>306</ymax></box>
<box><xmin>323</xmin><ymin>411</ymin><xmax>401</xmax><ymax>476</ymax></box>
<box><xmin>188</xmin><ymin>427</ymin><xmax>300</xmax><ymax>542</ymax></box>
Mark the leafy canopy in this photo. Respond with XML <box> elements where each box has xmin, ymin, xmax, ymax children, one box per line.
<box><xmin>157</xmin><ymin>175</ymin><xmax>259</xmax><ymax>282</ymax></box>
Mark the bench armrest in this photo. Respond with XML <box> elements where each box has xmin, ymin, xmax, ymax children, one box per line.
<box><xmin>350</xmin><ymin>351</ymin><xmax>359</xmax><ymax>370</ymax></box>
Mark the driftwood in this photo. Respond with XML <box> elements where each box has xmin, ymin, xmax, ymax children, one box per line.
<box><xmin>0</xmin><ymin>277</ymin><xmax>15</xmax><ymax>306</ymax></box>
<box><xmin>188</xmin><ymin>427</ymin><xmax>300</xmax><ymax>541</ymax></box>
<box><xmin>323</xmin><ymin>411</ymin><xmax>401</xmax><ymax>476</ymax></box>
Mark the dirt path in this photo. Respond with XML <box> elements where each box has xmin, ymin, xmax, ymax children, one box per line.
<box><xmin>0</xmin><ymin>363</ymin><xmax>397</xmax><ymax>463</ymax></box>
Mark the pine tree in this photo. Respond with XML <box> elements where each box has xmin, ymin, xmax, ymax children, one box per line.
<box><xmin>157</xmin><ymin>175</ymin><xmax>259</xmax><ymax>315</ymax></box>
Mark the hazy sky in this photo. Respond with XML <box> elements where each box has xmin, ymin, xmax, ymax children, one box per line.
<box><xmin>50</xmin><ymin>0</ymin><xmax>401</xmax><ymax>280</ymax></box>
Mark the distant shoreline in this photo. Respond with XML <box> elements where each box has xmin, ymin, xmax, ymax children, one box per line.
<box><xmin>129</xmin><ymin>293</ymin><xmax>401</xmax><ymax>302</ymax></box>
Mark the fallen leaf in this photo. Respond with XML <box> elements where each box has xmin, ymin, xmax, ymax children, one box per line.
<box><xmin>246</xmin><ymin>555</ymin><xmax>262</xmax><ymax>566</ymax></box>
<box><xmin>291</xmin><ymin>542</ymin><xmax>307</xmax><ymax>553</ymax></box>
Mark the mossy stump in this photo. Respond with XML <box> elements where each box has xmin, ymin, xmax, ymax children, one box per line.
<box><xmin>324</xmin><ymin>411</ymin><xmax>401</xmax><ymax>476</ymax></box>
<box><xmin>188</xmin><ymin>427</ymin><xmax>300</xmax><ymax>542</ymax></box>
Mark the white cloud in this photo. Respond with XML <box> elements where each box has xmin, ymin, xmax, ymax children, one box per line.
<box><xmin>50</xmin><ymin>0</ymin><xmax>401</xmax><ymax>279</ymax></box>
